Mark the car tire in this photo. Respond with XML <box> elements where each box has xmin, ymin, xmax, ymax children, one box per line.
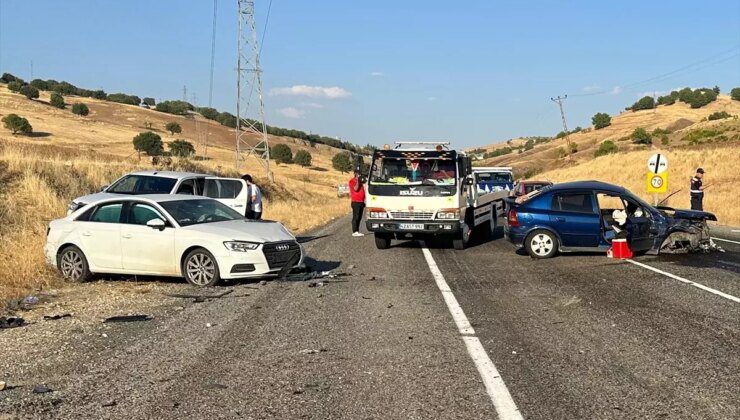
<box><xmin>525</xmin><ymin>229</ymin><xmax>558</xmax><ymax>259</ymax></box>
<box><xmin>453</xmin><ymin>223</ymin><xmax>471</xmax><ymax>250</ymax></box>
<box><xmin>58</xmin><ymin>245</ymin><xmax>93</xmax><ymax>283</ymax></box>
<box><xmin>374</xmin><ymin>234</ymin><xmax>391</xmax><ymax>250</ymax></box>
<box><xmin>183</xmin><ymin>248</ymin><xmax>222</xmax><ymax>287</ymax></box>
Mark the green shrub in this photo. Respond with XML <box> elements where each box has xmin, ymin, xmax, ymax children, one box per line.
<box><xmin>652</xmin><ymin>127</ymin><xmax>670</xmax><ymax>135</ymax></box>
<box><xmin>50</xmin><ymin>93</ymin><xmax>66</xmax><ymax>109</ymax></box>
<box><xmin>0</xmin><ymin>72</ymin><xmax>22</xmax><ymax>84</ymax></box>
<box><xmin>294</xmin><ymin>149</ymin><xmax>313</xmax><ymax>167</ymax></box>
<box><xmin>683</xmin><ymin>129</ymin><xmax>719</xmax><ymax>144</ymax></box>
<box><xmin>72</xmin><ymin>103</ymin><xmax>90</xmax><ymax>116</ymax></box>
<box><xmin>107</xmin><ymin>93</ymin><xmax>141</xmax><ymax>106</ymax></box>
<box><xmin>569</xmin><ymin>142</ymin><xmax>578</xmax><ymax>154</ymax></box>
<box><xmin>731</xmin><ymin>87</ymin><xmax>740</xmax><ymax>101</ymax></box>
<box><xmin>165</xmin><ymin>122</ymin><xmax>182</xmax><ymax>135</ymax></box>
<box><xmin>332</xmin><ymin>152</ymin><xmax>353</xmax><ymax>173</ymax></box>
<box><xmin>594</xmin><ymin>140</ymin><xmax>618</xmax><ymax>157</ymax></box>
<box><xmin>483</xmin><ymin>147</ymin><xmax>513</xmax><ymax>158</ymax></box>
<box><xmin>7</xmin><ymin>81</ymin><xmax>23</xmax><ymax>92</ymax></box>
<box><xmin>142</xmin><ymin>97</ymin><xmax>156</xmax><ymax>106</ymax></box>
<box><xmin>628</xmin><ymin>96</ymin><xmax>655</xmax><ymax>111</ymax></box>
<box><xmin>592</xmin><ymin>112</ymin><xmax>611</xmax><ymax>129</ymax></box>
<box><xmin>657</xmin><ymin>91</ymin><xmax>678</xmax><ymax>106</ymax></box>
<box><xmin>708</xmin><ymin>111</ymin><xmax>732</xmax><ymax>121</ymax></box>
<box><xmin>19</xmin><ymin>85</ymin><xmax>40</xmax><ymax>100</ymax></box>
<box><xmin>523</xmin><ymin>138</ymin><xmax>534</xmax><ymax>151</ymax></box>
<box><xmin>2</xmin><ymin>114</ymin><xmax>33</xmax><ymax>135</ymax></box>
<box><xmin>51</xmin><ymin>81</ymin><xmax>78</xmax><ymax>95</ymax></box>
<box><xmin>169</xmin><ymin>139</ymin><xmax>195</xmax><ymax>157</ymax></box>
<box><xmin>555</xmin><ymin>131</ymin><xmax>567</xmax><ymax>139</ymax></box>
<box><xmin>688</xmin><ymin>88</ymin><xmax>717</xmax><ymax>108</ymax></box>
<box><xmin>661</xmin><ymin>135</ymin><xmax>670</xmax><ymax>146</ymax></box>
<box><xmin>155</xmin><ymin>100</ymin><xmax>194</xmax><ymax>115</ymax></box>
<box><xmin>554</xmin><ymin>147</ymin><xmax>567</xmax><ymax>159</ymax></box>
<box><xmin>30</xmin><ymin>79</ymin><xmax>50</xmax><ymax>90</ymax></box>
<box><xmin>133</xmin><ymin>131</ymin><xmax>164</xmax><ymax>156</ymax></box>
<box><xmin>631</xmin><ymin>127</ymin><xmax>652</xmax><ymax>145</ymax></box>
<box><xmin>197</xmin><ymin>107</ymin><xmax>219</xmax><ymax>120</ymax></box>
<box><xmin>216</xmin><ymin>111</ymin><xmax>237</xmax><ymax>128</ymax></box>
<box><xmin>271</xmin><ymin>143</ymin><xmax>293</xmax><ymax>164</ymax></box>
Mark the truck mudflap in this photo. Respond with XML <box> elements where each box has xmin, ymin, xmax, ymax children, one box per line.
<box><xmin>366</xmin><ymin>219</ymin><xmax>461</xmax><ymax>236</ymax></box>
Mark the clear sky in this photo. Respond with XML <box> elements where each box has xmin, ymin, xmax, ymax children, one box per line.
<box><xmin>1</xmin><ymin>0</ymin><xmax>739</xmax><ymax>148</ymax></box>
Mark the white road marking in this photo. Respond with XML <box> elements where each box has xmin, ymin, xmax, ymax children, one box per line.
<box><xmin>712</xmin><ymin>237</ymin><xmax>740</xmax><ymax>245</ymax></box>
<box><xmin>421</xmin><ymin>246</ymin><xmax>523</xmax><ymax>420</ymax></box>
<box><xmin>625</xmin><ymin>259</ymin><xmax>740</xmax><ymax>304</ymax></box>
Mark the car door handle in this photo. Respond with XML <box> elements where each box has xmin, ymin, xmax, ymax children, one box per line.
<box><xmin>81</xmin><ymin>231</ymin><xmax>92</xmax><ymax>237</ymax></box>
<box><xmin>122</xmin><ymin>233</ymin><xmax>133</xmax><ymax>239</ymax></box>
<box><xmin>233</xmin><ymin>204</ymin><xmax>244</xmax><ymax>208</ymax></box>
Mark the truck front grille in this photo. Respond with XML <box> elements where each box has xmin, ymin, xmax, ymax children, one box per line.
<box><xmin>389</xmin><ymin>211</ymin><xmax>435</xmax><ymax>220</ymax></box>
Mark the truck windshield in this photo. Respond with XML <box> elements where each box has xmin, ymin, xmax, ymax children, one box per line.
<box><xmin>370</xmin><ymin>157</ymin><xmax>456</xmax><ymax>186</ymax></box>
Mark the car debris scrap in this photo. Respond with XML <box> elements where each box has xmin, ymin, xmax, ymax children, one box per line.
<box><xmin>0</xmin><ymin>316</ymin><xmax>26</xmax><ymax>329</ymax></box>
<box><xmin>103</xmin><ymin>315</ymin><xmax>152</xmax><ymax>323</ymax></box>
<box><xmin>43</xmin><ymin>313</ymin><xmax>72</xmax><ymax>321</ymax></box>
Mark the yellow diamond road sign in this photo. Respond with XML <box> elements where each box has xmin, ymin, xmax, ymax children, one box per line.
<box><xmin>647</xmin><ymin>172</ymin><xmax>668</xmax><ymax>194</ymax></box>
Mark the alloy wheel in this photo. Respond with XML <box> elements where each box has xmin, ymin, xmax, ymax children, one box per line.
<box><xmin>60</xmin><ymin>250</ymin><xmax>84</xmax><ymax>281</ymax></box>
<box><xmin>186</xmin><ymin>253</ymin><xmax>216</xmax><ymax>286</ymax></box>
<box><xmin>530</xmin><ymin>233</ymin><xmax>554</xmax><ymax>256</ymax></box>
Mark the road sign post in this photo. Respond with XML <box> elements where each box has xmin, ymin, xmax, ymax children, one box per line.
<box><xmin>646</xmin><ymin>153</ymin><xmax>668</xmax><ymax>202</ymax></box>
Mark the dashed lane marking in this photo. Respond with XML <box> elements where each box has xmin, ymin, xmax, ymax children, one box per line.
<box><xmin>712</xmin><ymin>237</ymin><xmax>740</xmax><ymax>245</ymax></box>
<box><xmin>625</xmin><ymin>259</ymin><xmax>740</xmax><ymax>304</ymax></box>
<box><xmin>421</xmin><ymin>246</ymin><xmax>523</xmax><ymax>420</ymax></box>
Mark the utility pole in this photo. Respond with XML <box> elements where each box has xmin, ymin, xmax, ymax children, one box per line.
<box><xmin>30</xmin><ymin>60</ymin><xmax>33</xmax><ymax>80</ymax></box>
<box><xmin>551</xmin><ymin>95</ymin><xmax>573</xmax><ymax>159</ymax></box>
<box><xmin>182</xmin><ymin>85</ymin><xmax>188</xmax><ymax>102</ymax></box>
<box><xmin>236</xmin><ymin>0</ymin><xmax>273</xmax><ymax>182</ymax></box>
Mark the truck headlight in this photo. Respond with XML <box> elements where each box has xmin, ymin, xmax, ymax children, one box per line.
<box><xmin>436</xmin><ymin>209</ymin><xmax>460</xmax><ymax>219</ymax></box>
<box><xmin>368</xmin><ymin>208</ymin><xmax>389</xmax><ymax>219</ymax></box>
<box><xmin>224</xmin><ymin>241</ymin><xmax>260</xmax><ymax>252</ymax></box>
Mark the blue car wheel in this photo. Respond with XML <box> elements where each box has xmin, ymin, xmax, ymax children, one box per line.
<box><xmin>525</xmin><ymin>229</ymin><xmax>558</xmax><ymax>259</ymax></box>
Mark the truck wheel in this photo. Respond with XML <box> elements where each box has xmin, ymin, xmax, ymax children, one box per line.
<box><xmin>374</xmin><ymin>234</ymin><xmax>391</xmax><ymax>250</ymax></box>
<box><xmin>453</xmin><ymin>224</ymin><xmax>471</xmax><ymax>250</ymax></box>
<box><xmin>525</xmin><ymin>230</ymin><xmax>558</xmax><ymax>259</ymax></box>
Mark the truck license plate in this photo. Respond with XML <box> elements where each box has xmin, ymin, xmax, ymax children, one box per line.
<box><xmin>399</xmin><ymin>223</ymin><xmax>424</xmax><ymax>230</ymax></box>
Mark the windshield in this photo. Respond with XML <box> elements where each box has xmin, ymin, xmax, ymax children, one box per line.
<box><xmin>159</xmin><ymin>199</ymin><xmax>244</xmax><ymax>226</ymax></box>
<box><xmin>107</xmin><ymin>175</ymin><xmax>178</xmax><ymax>194</ymax></box>
<box><xmin>370</xmin><ymin>157</ymin><xmax>456</xmax><ymax>186</ymax></box>
<box><xmin>476</xmin><ymin>172</ymin><xmax>513</xmax><ymax>183</ymax></box>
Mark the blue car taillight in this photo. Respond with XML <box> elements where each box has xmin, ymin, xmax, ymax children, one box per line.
<box><xmin>507</xmin><ymin>209</ymin><xmax>520</xmax><ymax>227</ymax></box>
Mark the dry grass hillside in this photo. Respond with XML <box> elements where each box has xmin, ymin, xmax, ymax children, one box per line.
<box><xmin>478</xmin><ymin>95</ymin><xmax>740</xmax><ymax>175</ymax></box>
<box><xmin>0</xmin><ymin>84</ymin><xmax>354</xmax><ymax>305</ymax></box>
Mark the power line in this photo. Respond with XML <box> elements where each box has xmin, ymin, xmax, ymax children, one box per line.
<box><xmin>550</xmin><ymin>95</ymin><xmax>573</xmax><ymax>159</ymax></box>
<box><xmin>258</xmin><ymin>0</ymin><xmax>273</xmax><ymax>56</ymax></box>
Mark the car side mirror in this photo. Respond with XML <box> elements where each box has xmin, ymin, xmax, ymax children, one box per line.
<box><xmin>146</xmin><ymin>218</ymin><xmax>166</xmax><ymax>230</ymax></box>
<box><xmin>465</xmin><ymin>177</ymin><xmax>474</xmax><ymax>186</ymax></box>
<box><xmin>100</xmin><ymin>185</ymin><xmax>109</xmax><ymax>192</ymax></box>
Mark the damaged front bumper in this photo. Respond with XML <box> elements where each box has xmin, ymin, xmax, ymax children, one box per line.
<box><xmin>655</xmin><ymin>216</ymin><xmax>723</xmax><ymax>254</ymax></box>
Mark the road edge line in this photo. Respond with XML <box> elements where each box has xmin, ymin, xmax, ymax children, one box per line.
<box><xmin>625</xmin><ymin>259</ymin><xmax>739</xmax><ymax>303</ymax></box>
<box><xmin>712</xmin><ymin>237</ymin><xmax>740</xmax><ymax>245</ymax></box>
<box><xmin>421</xmin><ymin>246</ymin><xmax>523</xmax><ymax>420</ymax></box>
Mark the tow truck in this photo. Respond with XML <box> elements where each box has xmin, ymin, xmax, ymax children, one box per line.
<box><xmin>364</xmin><ymin>142</ymin><xmax>512</xmax><ymax>250</ymax></box>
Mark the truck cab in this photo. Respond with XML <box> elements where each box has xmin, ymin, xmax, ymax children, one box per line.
<box><xmin>365</xmin><ymin>142</ymin><xmax>503</xmax><ymax>250</ymax></box>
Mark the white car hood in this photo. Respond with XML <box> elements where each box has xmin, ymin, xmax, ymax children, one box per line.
<box><xmin>182</xmin><ymin>219</ymin><xmax>296</xmax><ymax>243</ymax></box>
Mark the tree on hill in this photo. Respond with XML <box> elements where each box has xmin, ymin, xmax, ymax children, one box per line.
<box><xmin>332</xmin><ymin>152</ymin><xmax>353</xmax><ymax>173</ymax></box>
<box><xmin>197</xmin><ymin>107</ymin><xmax>219</xmax><ymax>120</ymax></box>
<box><xmin>707</xmin><ymin>111</ymin><xmax>732</xmax><ymax>121</ymax></box>
<box><xmin>107</xmin><ymin>93</ymin><xmax>141</xmax><ymax>106</ymax></box>
<box><xmin>1</xmin><ymin>73</ymin><xmax>22</xmax><ymax>83</ymax></box>
<box><xmin>142</xmin><ymin>97</ymin><xmax>156</xmax><ymax>106</ymax></box>
<box><xmin>7</xmin><ymin>81</ymin><xmax>23</xmax><ymax>92</ymax></box>
<box><xmin>19</xmin><ymin>85</ymin><xmax>40</xmax><ymax>100</ymax></box>
<box><xmin>731</xmin><ymin>87</ymin><xmax>740</xmax><ymax>101</ymax></box>
<box><xmin>165</xmin><ymin>122</ymin><xmax>182</xmax><ymax>135</ymax></box>
<box><xmin>52</xmin><ymin>81</ymin><xmax>78</xmax><ymax>95</ymax></box>
<box><xmin>631</xmin><ymin>127</ymin><xmax>652</xmax><ymax>145</ymax></box>
<box><xmin>30</xmin><ymin>79</ymin><xmax>50</xmax><ymax>90</ymax></box>
<box><xmin>169</xmin><ymin>139</ymin><xmax>196</xmax><ymax>157</ymax></box>
<box><xmin>657</xmin><ymin>92</ymin><xmax>677</xmax><ymax>106</ymax></box>
<box><xmin>592</xmin><ymin>112</ymin><xmax>611</xmax><ymax>129</ymax></box>
<box><xmin>712</xmin><ymin>86</ymin><xmax>720</xmax><ymax>95</ymax></box>
<box><xmin>216</xmin><ymin>111</ymin><xmax>237</xmax><ymax>128</ymax></box>
<box><xmin>594</xmin><ymin>140</ymin><xmax>618</xmax><ymax>157</ymax></box>
<box><xmin>155</xmin><ymin>100</ymin><xmax>194</xmax><ymax>115</ymax></box>
<box><xmin>687</xmin><ymin>88</ymin><xmax>718</xmax><ymax>108</ymax></box>
<box><xmin>294</xmin><ymin>149</ymin><xmax>313</xmax><ymax>167</ymax></box>
<box><xmin>72</xmin><ymin>103</ymin><xmax>90</xmax><ymax>116</ymax></box>
<box><xmin>678</xmin><ymin>87</ymin><xmax>694</xmax><ymax>103</ymax></box>
<box><xmin>523</xmin><ymin>138</ymin><xmax>535</xmax><ymax>151</ymax></box>
<box><xmin>50</xmin><ymin>93</ymin><xmax>66</xmax><ymax>109</ymax></box>
<box><xmin>133</xmin><ymin>131</ymin><xmax>164</xmax><ymax>156</ymax></box>
<box><xmin>2</xmin><ymin>114</ymin><xmax>33</xmax><ymax>135</ymax></box>
<box><xmin>628</xmin><ymin>96</ymin><xmax>655</xmax><ymax>111</ymax></box>
<box><xmin>271</xmin><ymin>144</ymin><xmax>293</xmax><ymax>164</ymax></box>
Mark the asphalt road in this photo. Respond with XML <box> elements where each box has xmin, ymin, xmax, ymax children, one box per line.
<box><xmin>1</xmin><ymin>217</ymin><xmax>738</xmax><ymax>419</ymax></box>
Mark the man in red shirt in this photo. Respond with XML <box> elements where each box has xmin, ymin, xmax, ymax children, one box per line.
<box><xmin>348</xmin><ymin>170</ymin><xmax>366</xmax><ymax>237</ymax></box>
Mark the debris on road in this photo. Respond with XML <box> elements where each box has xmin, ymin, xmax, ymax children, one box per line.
<box><xmin>43</xmin><ymin>313</ymin><xmax>72</xmax><ymax>321</ymax></box>
<box><xmin>164</xmin><ymin>289</ymin><xmax>233</xmax><ymax>302</ymax></box>
<box><xmin>259</xmin><ymin>280</ymin><xmax>267</xmax><ymax>286</ymax></box>
<box><xmin>307</xmin><ymin>281</ymin><xmax>325</xmax><ymax>288</ymax></box>
<box><xmin>0</xmin><ymin>316</ymin><xmax>26</xmax><ymax>329</ymax></box>
<box><xmin>0</xmin><ymin>381</ymin><xmax>6</xmax><ymax>391</ymax></box>
<box><xmin>299</xmin><ymin>348</ymin><xmax>327</xmax><ymax>355</ymax></box>
<box><xmin>22</xmin><ymin>296</ymin><xmax>39</xmax><ymax>306</ymax></box>
<box><xmin>32</xmin><ymin>385</ymin><xmax>53</xmax><ymax>394</ymax></box>
<box><xmin>101</xmin><ymin>399</ymin><xmax>117</xmax><ymax>407</ymax></box>
<box><xmin>103</xmin><ymin>315</ymin><xmax>152</xmax><ymax>323</ymax></box>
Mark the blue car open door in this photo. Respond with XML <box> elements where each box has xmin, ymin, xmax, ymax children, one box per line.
<box><xmin>549</xmin><ymin>192</ymin><xmax>602</xmax><ymax>248</ymax></box>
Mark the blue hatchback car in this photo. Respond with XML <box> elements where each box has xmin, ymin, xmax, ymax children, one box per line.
<box><xmin>504</xmin><ymin>181</ymin><xmax>717</xmax><ymax>258</ymax></box>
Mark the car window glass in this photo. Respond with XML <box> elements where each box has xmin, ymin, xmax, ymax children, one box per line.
<box><xmin>552</xmin><ymin>193</ymin><xmax>594</xmax><ymax>213</ymax></box>
<box><xmin>107</xmin><ymin>175</ymin><xmax>178</xmax><ymax>194</ymax></box>
<box><xmin>622</xmin><ymin>197</ymin><xmax>648</xmax><ymax>218</ymax></box>
<box><xmin>128</xmin><ymin>203</ymin><xmax>165</xmax><ymax>225</ymax></box>
<box><xmin>204</xmin><ymin>179</ymin><xmax>243</xmax><ymax>199</ymax></box>
<box><xmin>176</xmin><ymin>179</ymin><xmax>196</xmax><ymax>195</ymax></box>
<box><xmin>90</xmin><ymin>203</ymin><xmax>123</xmax><ymax>223</ymax></box>
<box><xmin>597</xmin><ymin>193</ymin><xmax>625</xmax><ymax>211</ymax></box>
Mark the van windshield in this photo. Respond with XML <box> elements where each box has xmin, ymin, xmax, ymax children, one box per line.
<box><xmin>370</xmin><ymin>157</ymin><xmax>456</xmax><ymax>186</ymax></box>
<box><xmin>107</xmin><ymin>175</ymin><xmax>178</xmax><ymax>194</ymax></box>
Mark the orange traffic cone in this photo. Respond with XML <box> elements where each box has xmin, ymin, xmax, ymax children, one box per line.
<box><xmin>608</xmin><ymin>238</ymin><xmax>633</xmax><ymax>259</ymax></box>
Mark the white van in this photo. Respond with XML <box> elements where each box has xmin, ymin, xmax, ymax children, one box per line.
<box><xmin>67</xmin><ymin>171</ymin><xmax>249</xmax><ymax>216</ymax></box>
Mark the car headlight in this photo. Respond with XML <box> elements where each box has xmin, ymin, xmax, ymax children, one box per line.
<box><xmin>436</xmin><ymin>209</ymin><xmax>460</xmax><ymax>219</ymax></box>
<box><xmin>224</xmin><ymin>241</ymin><xmax>260</xmax><ymax>252</ymax></box>
<box><xmin>368</xmin><ymin>208</ymin><xmax>389</xmax><ymax>219</ymax></box>
<box><xmin>68</xmin><ymin>201</ymin><xmax>85</xmax><ymax>213</ymax></box>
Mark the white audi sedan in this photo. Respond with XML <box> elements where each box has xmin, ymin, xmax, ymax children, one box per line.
<box><xmin>45</xmin><ymin>195</ymin><xmax>303</xmax><ymax>286</ymax></box>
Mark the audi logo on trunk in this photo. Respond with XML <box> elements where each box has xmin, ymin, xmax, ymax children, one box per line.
<box><xmin>276</xmin><ymin>244</ymin><xmax>290</xmax><ymax>251</ymax></box>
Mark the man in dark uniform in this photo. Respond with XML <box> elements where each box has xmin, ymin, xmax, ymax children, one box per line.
<box><xmin>690</xmin><ymin>168</ymin><xmax>705</xmax><ymax>211</ymax></box>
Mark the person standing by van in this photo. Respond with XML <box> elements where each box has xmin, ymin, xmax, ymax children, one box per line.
<box><xmin>241</xmin><ymin>174</ymin><xmax>263</xmax><ymax>220</ymax></box>
<box><xmin>349</xmin><ymin>170</ymin><xmax>365</xmax><ymax>236</ymax></box>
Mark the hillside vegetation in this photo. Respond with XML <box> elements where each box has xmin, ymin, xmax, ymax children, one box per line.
<box><xmin>0</xmin><ymin>84</ymin><xmax>354</xmax><ymax>306</ymax></box>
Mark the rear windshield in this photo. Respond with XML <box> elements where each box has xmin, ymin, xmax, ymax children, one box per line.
<box><xmin>107</xmin><ymin>175</ymin><xmax>178</xmax><ymax>194</ymax></box>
